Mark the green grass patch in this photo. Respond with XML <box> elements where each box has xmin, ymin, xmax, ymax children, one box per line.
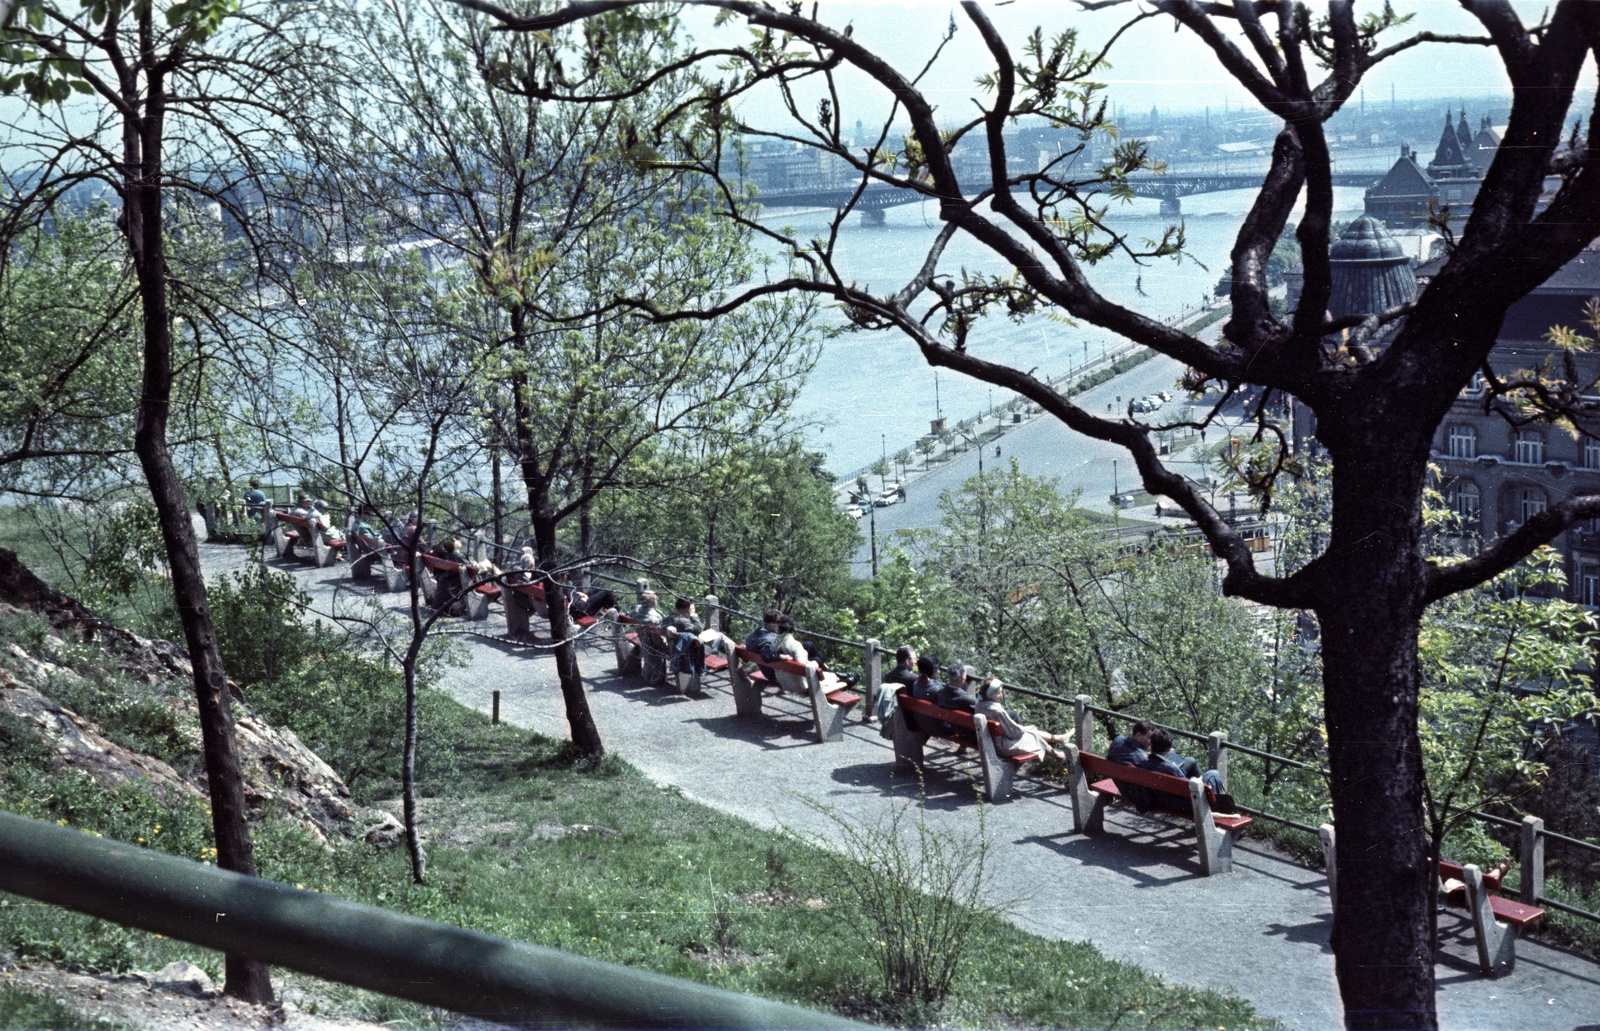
<box><xmin>2</xmin><ymin>700</ymin><xmax>1274</xmax><ymax>1029</ymax></box>
<box><xmin>0</xmin><ymin>984</ymin><xmax>124</xmax><ymax>1030</ymax></box>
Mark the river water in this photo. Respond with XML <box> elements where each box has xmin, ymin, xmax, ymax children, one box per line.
<box><xmin>774</xmin><ymin>185</ymin><xmax>1381</xmax><ymax>475</ymax></box>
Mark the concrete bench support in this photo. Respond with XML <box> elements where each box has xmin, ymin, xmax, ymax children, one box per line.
<box><xmin>974</xmin><ymin>718</ymin><xmax>1034</xmax><ymax>803</ymax></box>
<box><xmin>312</xmin><ymin>531</ymin><xmax>343</xmax><ymax>569</ymax></box>
<box><xmin>889</xmin><ymin>708</ymin><xmax>928</xmax><ymax>771</ymax></box>
<box><xmin>774</xmin><ymin>663</ymin><xmax>851</xmax><ymax>744</ymax></box>
<box><xmin>1464</xmin><ymin>863</ymin><xmax>1520</xmax><ymax>976</ymax></box>
<box><xmin>730</xmin><ymin>657</ymin><xmax>763</xmax><ymax>717</ymax></box>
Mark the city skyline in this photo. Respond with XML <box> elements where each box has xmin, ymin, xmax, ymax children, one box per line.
<box><xmin>688</xmin><ymin>2</ymin><xmax>1593</xmax><ymax>130</ymax></box>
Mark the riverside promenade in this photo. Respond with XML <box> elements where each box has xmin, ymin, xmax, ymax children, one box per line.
<box><xmin>203</xmin><ymin>543</ymin><xmax>1600</xmax><ymax>1031</ymax></box>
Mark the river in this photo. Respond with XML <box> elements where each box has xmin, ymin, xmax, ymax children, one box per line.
<box><xmin>772</xmin><ymin>185</ymin><xmax>1386</xmax><ymax>476</ymax></box>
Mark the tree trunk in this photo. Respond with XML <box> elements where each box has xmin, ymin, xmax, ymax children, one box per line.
<box><xmin>400</xmin><ymin>650</ymin><xmax>426</xmax><ymax>885</ymax></box>
<box><xmin>532</xmin><ymin>513</ymin><xmax>604</xmax><ymax>756</ymax></box>
<box><xmin>1318</xmin><ymin>446</ymin><xmax>1434</xmax><ymax>1030</ymax></box>
<box><xmin>125</xmin><ymin>67</ymin><xmax>272</xmax><ymax>1004</ymax></box>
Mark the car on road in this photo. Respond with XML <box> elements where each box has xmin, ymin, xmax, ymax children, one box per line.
<box><xmin>844</xmin><ymin>505</ymin><xmax>866</xmax><ymax>519</ymax></box>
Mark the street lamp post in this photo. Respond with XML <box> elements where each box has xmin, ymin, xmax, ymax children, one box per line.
<box><xmin>868</xmin><ymin>500</ymin><xmax>878</xmax><ymax>578</ymax></box>
<box><xmin>1112</xmin><ymin>458</ymin><xmax>1120</xmax><ymax>529</ymax></box>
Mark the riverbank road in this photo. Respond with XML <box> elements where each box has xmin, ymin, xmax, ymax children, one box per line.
<box><xmin>857</xmin><ymin>344</ymin><xmax>1224</xmax><ymax>571</ymax></box>
<box><xmin>201</xmin><ymin>543</ymin><xmax>1600</xmax><ymax>1031</ymax></box>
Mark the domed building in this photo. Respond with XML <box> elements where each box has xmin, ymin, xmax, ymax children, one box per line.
<box><xmin>1327</xmin><ymin>216</ymin><xmax>1417</xmax><ymax>320</ymax></box>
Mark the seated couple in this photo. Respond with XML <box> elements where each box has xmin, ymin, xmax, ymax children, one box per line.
<box><xmin>743</xmin><ymin>609</ymin><xmax>859</xmax><ymax>693</ymax></box>
<box><xmin>903</xmin><ymin>656</ymin><xmax>1069</xmax><ymax>760</ymax></box>
<box><xmin>1108</xmin><ymin>719</ymin><xmax>1237</xmax><ymax>814</ymax></box>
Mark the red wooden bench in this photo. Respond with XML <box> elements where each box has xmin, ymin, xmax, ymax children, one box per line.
<box><xmin>613</xmin><ymin>613</ymin><xmax>673</xmax><ymax>688</ymax></box>
<box><xmin>1436</xmin><ymin>857</ymin><xmax>1545</xmax><ymax>976</ymax></box>
<box><xmin>266</xmin><ymin>510</ymin><xmax>305</xmax><ymax>562</ymax></box>
<box><xmin>415</xmin><ymin>553</ymin><xmax>501</xmax><ymax>621</ymax></box>
<box><xmin>500</xmin><ymin>576</ymin><xmax>599</xmax><ymax>637</ymax></box>
<box><xmin>1066</xmin><ymin>746</ymin><xmax>1252</xmax><ymax>875</ymax></box>
<box><xmin>349</xmin><ymin>533</ymin><xmax>406</xmax><ymax>592</ymax></box>
<box><xmin>730</xmin><ymin>645</ymin><xmax>860</xmax><ymax>743</ymax></box>
<box><xmin>1320</xmin><ymin>824</ymin><xmax>1546</xmax><ymax>977</ymax></box>
<box><xmin>891</xmin><ymin>692</ymin><xmax>1039</xmax><ymax>803</ymax></box>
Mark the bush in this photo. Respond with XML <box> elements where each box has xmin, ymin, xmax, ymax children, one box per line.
<box><xmin>797</xmin><ymin>789</ymin><xmax>1006</xmax><ymax>1014</ymax></box>
<box><xmin>206</xmin><ymin>558</ymin><xmax>316</xmax><ymax>690</ymax></box>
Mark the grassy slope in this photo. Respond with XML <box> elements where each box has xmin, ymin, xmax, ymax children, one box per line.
<box><xmin>0</xmin><ymin>524</ymin><xmax>1272</xmax><ymax>1029</ymax></box>
<box><xmin>1</xmin><ymin>706</ymin><xmax>1270</xmax><ymax>1028</ymax></box>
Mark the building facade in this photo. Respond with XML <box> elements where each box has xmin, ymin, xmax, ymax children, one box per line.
<box><xmin>1428</xmin><ymin>243</ymin><xmax>1600</xmax><ymax>604</ymax></box>
<box><xmin>1364</xmin><ymin>110</ymin><xmax>1500</xmax><ymax>226</ymax></box>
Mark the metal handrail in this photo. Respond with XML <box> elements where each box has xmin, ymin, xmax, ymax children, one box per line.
<box><xmin>1538</xmin><ymin>896</ymin><xmax>1600</xmax><ymax>923</ymax></box>
<box><xmin>0</xmin><ymin>811</ymin><xmax>866</xmax><ymax>1029</ymax></box>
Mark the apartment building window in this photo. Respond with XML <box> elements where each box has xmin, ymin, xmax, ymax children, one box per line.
<box><xmin>1582</xmin><ymin>568</ymin><xmax>1600</xmax><ymax>608</ymax></box>
<box><xmin>1585</xmin><ymin>437</ymin><xmax>1600</xmax><ymax>470</ymax></box>
<box><xmin>1515</xmin><ymin>430</ymin><xmax>1545</xmax><ymax>465</ymax></box>
<box><xmin>1450</xmin><ymin>482</ymin><xmax>1481</xmax><ymax>522</ymax></box>
<box><xmin>1520</xmin><ymin>487</ymin><xmax>1548</xmax><ymax>523</ymax></box>
<box><xmin>1447</xmin><ymin>425</ymin><xmax>1477</xmax><ymax>459</ymax></box>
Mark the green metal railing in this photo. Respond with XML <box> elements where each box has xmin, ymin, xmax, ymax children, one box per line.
<box><xmin>0</xmin><ymin>811</ymin><xmax>867</xmax><ymax>1029</ymax></box>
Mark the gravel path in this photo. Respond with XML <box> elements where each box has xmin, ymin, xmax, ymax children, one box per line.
<box><xmin>204</xmin><ymin>544</ymin><xmax>1600</xmax><ymax>1031</ymax></box>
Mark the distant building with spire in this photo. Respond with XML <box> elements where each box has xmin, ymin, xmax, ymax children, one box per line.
<box><xmin>1363</xmin><ymin>110</ymin><xmax>1502</xmax><ymax>225</ymax></box>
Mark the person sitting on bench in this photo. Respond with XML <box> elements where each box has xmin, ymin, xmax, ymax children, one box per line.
<box><xmin>1138</xmin><ymin>728</ymin><xmax>1237</xmax><ymax>814</ymax></box>
<box><xmin>976</xmin><ymin>679</ymin><xmax>1068</xmax><ymax>760</ymax></box>
<box><xmin>1107</xmin><ymin>719</ymin><xmax>1158</xmax><ymax>809</ymax></box>
<box><xmin>289</xmin><ymin>494</ymin><xmax>312</xmax><ymax>518</ymax></box>
<box><xmin>664</xmin><ymin>596</ymin><xmax>705</xmax><ymax>678</ymax></box>
<box><xmin>934</xmin><ymin>661</ymin><xmax>980</xmax><ymax>745</ymax></box>
<box><xmin>309</xmin><ymin>500</ymin><xmax>335</xmax><ymax>541</ymax></box>
<box><xmin>774</xmin><ymin>615</ymin><xmax>856</xmax><ymax>691</ymax></box>
<box><xmin>909</xmin><ymin>655</ymin><xmax>973</xmax><ymax>742</ymax></box>
<box><xmin>560</xmin><ymin>574</ymin><xmax>617</xmax><ymax>619</ymax></box>
<box><xmin>241</xmin><ymin>480</ymin><xmax>267</xmax><ymax>522</ymax></box>
<box><xmin>395</xmin><ymin>512</ymin><xmax>422</xmax><ymax>550</ymax></box>
<box><xmin>744</xmin><ymin>608</ymin><xmax>784</xmax><ymax>682</ymax></box>
<box><xmin>632</xmin><ymin>589</ymin><xmax>663</xmax><ymax>624</ymax></box>
<box><xmin>350</xmin><ymin>507</ymin><xmax>381</xmax><ymax>541</ymax></box>
<box><xmin>884</xmin><ymin>645</ymin><xmax>918</xmax><ymax>691</ymax></box>
<box><xmin>437</xmin><ymin>537</ymin><xmax>470</xmax><ymax>564</ymax></box>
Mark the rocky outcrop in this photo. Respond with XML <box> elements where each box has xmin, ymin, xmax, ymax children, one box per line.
<box><xmin>0</xmin><ymin>655</ymin><xmax>200</xmax><ymax>802</ymax></box>
<box><xmin>0</xmin><ymin>548</ymin><xmax>357</xmax><ymax>841</ymax></box>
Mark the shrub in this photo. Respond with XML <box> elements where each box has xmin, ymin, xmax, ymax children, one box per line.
<box><xmin>797</xmin><ymin>789</ymin><xmax>1007</xmax><ymax>1011</ymax></box>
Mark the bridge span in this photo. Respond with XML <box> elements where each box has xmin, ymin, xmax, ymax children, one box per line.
<box><xmin>760</xmin><ymin>166</ymin><xmax>1386</xmax><ymax>221</ymax></box>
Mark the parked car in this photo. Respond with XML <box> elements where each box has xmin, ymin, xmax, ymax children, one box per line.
<box><xmin>844</xmin><ymin>505</ymin><xmax>866</xmax><ymax>519</ymax></box>
<box><xmin>1130</xmin><ymin>398</ymin><xmax>1156</xmax><ymax>413</ymax></box>
<box><xmin>1157</xmin><ymin>390</ymin><xmax>1173</xmax><ymax>402</ymax></box>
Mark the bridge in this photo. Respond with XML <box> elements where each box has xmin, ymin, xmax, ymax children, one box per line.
<box><xmin>760</xmin><ymin>167</ymin><xmax>1387</xmax><ymax>221</ymax></box>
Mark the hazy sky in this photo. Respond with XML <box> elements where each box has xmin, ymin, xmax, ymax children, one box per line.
<box><xmin>687</xmin><ymin>1</ymin><xmax>1584</xmax><ymax>130</ymax></box>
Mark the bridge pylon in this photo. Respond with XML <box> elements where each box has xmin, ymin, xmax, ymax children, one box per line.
<box><xmin>861</xmin><ymin>208</ymin><xmax>886</xmax><ymax>226</ymax></box>
<box><xmin>1160</xmin><ymin>195</ymin><xmax>1182</xmax><ymax>218</ymax></box>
